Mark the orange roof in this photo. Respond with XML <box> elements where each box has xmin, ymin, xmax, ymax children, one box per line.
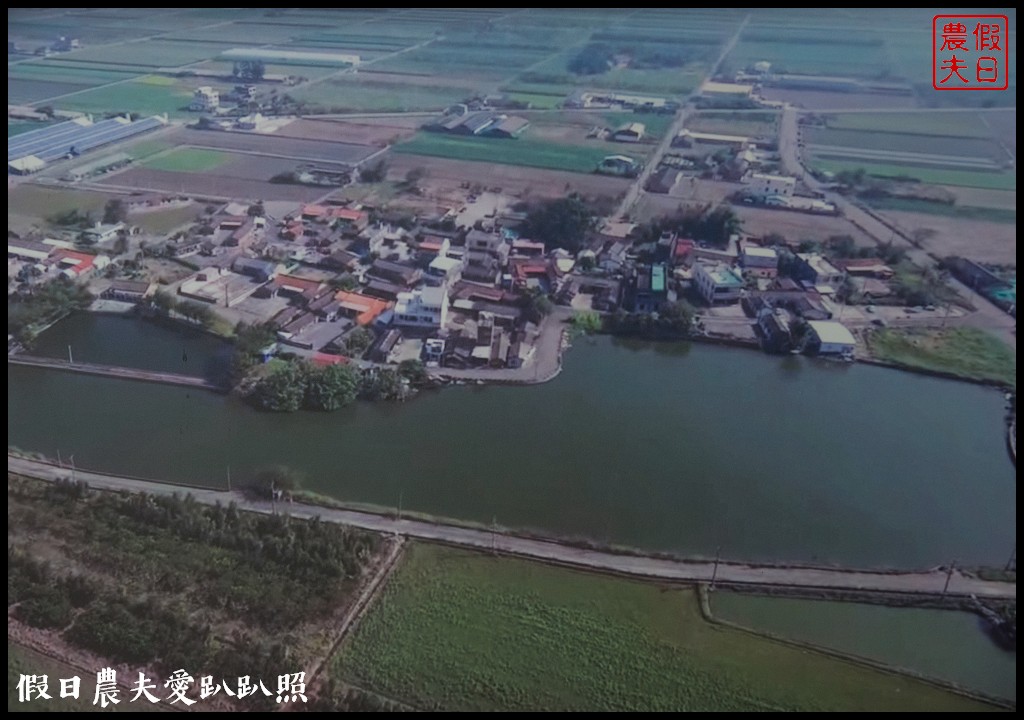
<box><xmin>301</xmin><ymin>204</ymin><xmax>328</xmax><ymax>217</ymax></box>
<box><xmin>333</xmin><ymin>290</ymin><xmax>391</xmax><ymax>326</ymax></box>
<box><xmin>311</xmin><ymin>352</ymin><xmax>350</xmax><ymax>367</ymax></box>
<box><xmin>333</xmin><ymin>207</ymin><xmax>366</xmax><ymax>222</ymax></box>
<box><xmin>274</xmin><ymin>273</ymin><xmax>322</xmax><ymax>294</ymax></box>
<box><xmin>52</xmin><ymin>249</ymin><xmax>96</xmax><ymax>273</ymax></box>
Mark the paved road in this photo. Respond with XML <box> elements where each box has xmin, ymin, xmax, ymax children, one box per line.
<box><xmin>8</xmin><ymin>355</ymin><xmax>222</xmax><ymax>391</ymax></box>
<box><xmin>9</xmin><ymin>455</ymin><xmax>1015</xmax><ymax>599</ymax></box>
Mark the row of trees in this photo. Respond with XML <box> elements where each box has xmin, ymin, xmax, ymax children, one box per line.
<box><xmin>151</xmin><ymin>289</ymin><xmax>217</xmax><ymax>328</ymax></box>
<box><xmin>641</xmin><ymin>205</ymin><xmax>741</xmax><ymax>250</ymax></box>
<box><xmin>253</xmin><ymin>358</ymin><xmax>430</xmax><ymax>412</ymax></box>
<box><xmin>605</xmin><ymin>301</ymin><xmax>695</xmax><ymax>339</ymax></box>
<box><xmin>8</xmin><ymin>278</ymin><xmax>94</xmax><ymax>343</ymax></box>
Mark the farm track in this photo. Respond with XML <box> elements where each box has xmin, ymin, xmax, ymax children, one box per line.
<box><xmin>7</xmin><ymin>455</ymin><xmax>1016</xmax><ymax>601</ymax></box>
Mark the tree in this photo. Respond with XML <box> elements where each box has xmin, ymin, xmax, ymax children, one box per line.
<box><xmin>397</xmin><ymin>359</ymin><xmax>429</xmax><ymax>386</ymax></box>
<box><xmin>305</xmin><ymin>363</ymin><xmax>359</xmax><ymax>411</ymax></box>
<box><xmin>658</xmin><ymin>300</ymin><xmax>694</xmax><ymax>335</ymax></box>
<box><xmin>359</xmin><ymin>160</ymin><xmax>388</xmax><ymax>183</ymax></box>
<box><xmin>248</xmin><ymin>465</ymin><xmax>303</xmax><ymax>499</ymax></box>
<box><xmin>339</xmin><ymin>327</ymin><xmax>374</xmax><ymax>358</ymax></box>
<box><xmin>255</xmin><ymin>362</ymin><xmax>307</xmax><ymax>412</ymax></box>
<box><xmin>233</xmin><ymin>60</ymin><xmax>266</xmax><ymax>82</ymax></box>
<box><xmin>102</xmin><ymin>199</ymin><xmax>127</xmax><ymax>225</ymax></box>
<box><xmin>523</xmin><ymin>288</ymin><xmax>554</xmax><ymax>324</ymax></box>
<box><xmin>524</xmin><ymin>194</ymin><xmax>594</xmax><ymax>253</ymax></box>
<box><xmin>568</xmin><ymin>44</ymin><xmax>613</xmax><ymax>75</ymax></box>
<box><xmin>247</xmin><ymin>202</ymin><xmax>265</xmax><ymax>218</ymax></box>
<box><xmin>113</xmin><ymin>234</ymin><xmax>129</xmax><ymax>256</ymax></box>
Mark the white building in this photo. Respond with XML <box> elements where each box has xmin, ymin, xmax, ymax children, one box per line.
<box><xmin>796</xmin><ymin>253</ymin><xmax>845</xmax><ymax>287</ymax></box>
<box><xmin>700</xmin><ymin>81</ymin><xmax>754</xmax><ymax>99</ymax></box>
<box><xmin>426</xmin><ymin>254</ymin><xmax>462</xmax><ymax>287</ymax></box>
<box><xmin>393</xmin><ymin>286</ymin><xmax>449</xmax><ymax>329</ymax></box>
<box><xmin>747</xmin><ymin>173</ymin><xmax>796</xmax><ymax>199</ymax></box>
<box><xmin>82</xmin><ymin>221</ymin><xmax>125</xmax><ymax>244</ymax></box>
<box><xmin>612</xmin><ymin>122</ymin><xmax>645</xmax><ymax>142</ymax></box>
<box><xmin>807</xmin><ymin>320</ymin><xmax>856</xmax><ymax>359</ymax></box>
<box><xmin>190</xmin><ymin>86</ymin><xmax>220</xmax><ymax>112</ymax></box>
<box><xmin>741</xmin><ymin>246</ymin><xmax>778</xmax><ymax>278</ymax></box>
<box><xmin>693</xmin><ymin>262</ymin><xmax>745</xmax><ymax>305</ymax></box>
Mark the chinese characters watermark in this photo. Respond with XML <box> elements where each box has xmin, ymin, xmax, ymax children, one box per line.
<box><xmin>933</xmin><ymin>15</ymin><xmax>1009</xmax><ymax>90</ymax></box>
<box><xmin>16</xmin><ymin>669</ymin><xmax>307</xmax><ymax>706</ymax></box>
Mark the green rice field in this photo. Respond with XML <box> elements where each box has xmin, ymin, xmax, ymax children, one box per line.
<box><xmin>864</xmin><ymin>197</ymin><xmax>1016</xmax><ymax>224</ymax></box>
<box><xmin>7</xmin><ymin>186</ymin><xmax>112</xmax><ymax>223</ymax></box>
<box><xmin>823</xmin><ymin>112</ymin><xmax>995</xmax><ymax>138</ymax></box>
<box><xmin>807</xmin><ymin>128</ymin><xmax>1006</xmax><ymax>161</ymax></box>
<box><xmin>687</xmin><ymin>110</ymin><xmax>779</xmax><ymax>137</ymax></box>
<box><xmin>142</xmin><ymin>148</ymin><xmax>233</xmax><ymax>173</ymax></box>
<box><xmin>335</xmin><ymin>543</ymin><xmax>996</xmax><ymax>711</ymax></box>
<box><xmin>811</xmin><ymin>157</ymin><xmax>1015</xmax><ymax>191</ymax></box>
<box><xmin>394</xmin><ymin>132</ymin><xmax>634</xmax><ymax>174</ymax></box>
<box><xmin>292</xmin><ymin>80</ymin><xmax>471</xmax><ymax>113</ymax></box>
<box><xmin>50</xmin><ymin>80</ymin><xmax>198</xmax><ymax>118</ymax></box>
<box><xmin>130</xmin><ymin>205</ymin><xmax>202</xmax><ymax>235</ymax></box>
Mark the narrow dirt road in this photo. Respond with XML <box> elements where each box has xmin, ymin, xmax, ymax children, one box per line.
<box><xmin>9</xmin><ymin>455</ymin><xmax>1014</xmax><ymax>599</ymax></box>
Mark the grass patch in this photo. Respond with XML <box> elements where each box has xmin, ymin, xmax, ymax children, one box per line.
<box><xmin>506</xmin><ymin>92</ymin><xmax>565</xmax><ymax>109</ymax></box>
<box><xmin>824</xmin><ymin>112</ymin><xmax>992</xmax><ymax>138</ymax></box>
<box><xmin>808</xmin><ymin>127</ymin><xmax>1005</xmax><ymax>162</ymax></box>
<box><xmin>811</xmin><ymin>157</ymin><xmax>1015</xmax><ymax>191</ymax></box>
<box><xmin>143</xmin><ymin>148</ymin><xmax>233</xmax><ymax>173</ymax></box>
<box><xmin>8</xmin><ymin>186</ymin><xmax>110</xmax><ymax>224</ymax></box>
<box><xmin>863</xmin><ymin>197</ymin><xmax>1016</xmax><ymax>224</ymax></box>
<box><xmin>866</xmin><ymin>328</ymin><xmax>1015</xmax><ymax>388</ymax></box>
<box><xmin>8</xmin><ymin>121</ymin><xmax>52</xmax><ymax>138</ymax></box>
<box><xmin>724</xmin><ymin>38</ymin><xmax>891</xmax><ymax>78</ymax></box>
<box><xmin>336</xmin><ymin>543</ymin><xmax>996</xmax><ymax>711</ymax></box>
<box><xmin>686</xmin><ymin>110</ymin><xmax>778</xmax><ymax>137</ymax></box>
<box><xmin>394</xmin><ymin>132</ymin><xmax>632</xmax><ymax>174</ymax></box>
<box><xmin>51</xmin><ymin>80</ymin><xmax>195</xmax><ymax>118</ymax></box>
<box><xmin>130</xmin><ymin>205</ymin><xmax>201</xmax><ymax>235</ymax></box>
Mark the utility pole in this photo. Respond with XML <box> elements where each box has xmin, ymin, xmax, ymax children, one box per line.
<box><xmin>68</xmin><ymin>454</ymin><xmax>76</xmax><ymax>483</ymax></box>
<box><xmin>397</xmin><ymin>490</ymin><xmax>402</xmax><ymax>521</ymax></box>
<box><xmin>490</xmin><ymin>516</ymin><xmax>497</xmax><ymax>555</ymax></box>
<box><xmin>226</xmin><ymin>465</ymin><xmax>231</xmax><ymax>492</ymax></box>
<box><xmin>67</xmin><ymin>345</ymin><xmax>73</xmax><ymax>364</ymax></box>
<box><xmin>57</xmin><ymin>449</ymin><xmax>62</xmax><ymax>467</ymax></box>
<box><xmin>941</xmin><ymin>561</ymin><xmax>956</xmax><ymax>597</ymax></box>
<box><xmin>1006</xmin><ymin>547</ymin><xmax>1016</xmax><ymax>573</ymax></box>
<box><xmin>711</xmin><ymin>546</ymin><xmax>721</xmax><ymax>590</ymax></box>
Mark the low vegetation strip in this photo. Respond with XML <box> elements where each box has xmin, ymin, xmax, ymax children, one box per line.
<box><xmin>335</xmin><ymin>543</ymin><xmax>993</xmax><ymax>711</ymax></box>
<box><xmin>865</xmin><ymin>328</ymin><xmax>1016</xmax><ymax>388</ymax></box>
<box><xmin>811</xmin><ymin>157</ymin><xmax>1016</xmax><ymax>191</ymax></box>
<box><xmin>393</xmin><ymin>133</ymin><xmax>633</xmax><ymax>174</ymax></box>
<box><xmin>142</xmin><ymin>148</ymin><xmax>233</xmax><ymax>173</ymax></box>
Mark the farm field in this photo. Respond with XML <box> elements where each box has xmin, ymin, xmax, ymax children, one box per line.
<box><xmin>686</xmin><ymin>110</ymin><xmax>779</xmax><ymax>138</ymax></box>
<box><xmin>129</xmin><ymin>204</ymin><xmax>202</xmax><ymax>235</ymax></box>
<box><xmin>7</xmin><ymin>185</ymin><xmax>114</xmax><ymax>229</ymax></box>
<box><xmin>142</xmin><ymin>148</ymin><xmax>233</xmax><ymax>173</ymax></box>
<box><xmin>761</xmin><ymin>88</ymin><xmax>917</xmax><ymax>110</ymax></box>
<box><xmin>806</xmin><ymin>128</ymin><xmax>1007</xmax><ymax>162</ymax></box>
<box><xmin>810</xmin><ymin>158</ymin><xmax>1015</xmax><ymax>191</ymax></box>
<box><xmin>866</xmin><ymin>328</ymin><xmax>1016</xmax><ymax>388</ymax></box>
<box><xmin>53</xmin><ymin>39</ymin><xmax>240</xmax><ymax>69</ymax></box>
<box><xmin>46</xmin><ymin>79</ymin><xmax>197</xmax><ymax>118</ymax></box>
<box><xmin>163</xmin><ymin>128</ymin><xmax>380</xmax><ymax>165</ymax></box>
<box><xmin>273</xmin><ymin>118</ymin><xmax>417</xmax><ymax>146</ymax></box>
<box><xmin>874</xmin><ymin>210</ymin><xmax>1018</xmax><ymax>266</ymax></box>
<box><xmin>387</xmin><ymin>154</ymin><xmax>630</xmax><ymax>203</ymax></box>
<box><xmin>394</xmin><ymin>132</ymin><xmax>637</xmax><ymax>175</ymax></box>
<box><xmin>864</xmin><ymin>197</ymin><xmax>1016</xmax><ymax>225</ymax></box>
<box><xmin>108</xmin><ymin>167</ymin><xmax>331</xmax><ymax>203</ymax></box>
<box><xmin>723</xmin><ymin>38</ymin><xmax>891</xmax><ymax>78</ymax></box>
<box><xmin>291</xmin><ymin>78</ymin><xmax>471</xmax><ymax>113</ymax></box>
<box><xmin>822</xmin><ymin>112</ymin><xmax>995</xmax><ymax>138</ymax></box>
<box><xmin>335</xmin><ymin>543</ymin><xmax>994</xmax><ymax>712</ymax></box>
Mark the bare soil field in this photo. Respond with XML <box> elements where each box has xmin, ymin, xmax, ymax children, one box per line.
<box><xmin>944</xmin><ymin>187</ymin><xmax>1017</xmax><ymax>211</ymax></box>
<box><xmin>104</xmin><ymin>167</ymin><xmax>331</xmax><ymax>202</ymax></box>
<box><xmin>732</xmin><ymin>205</ymin><xmax>877</xmax><ymax>247</ymax></box>
<box><xmin>665</xmin><ymin>178</ymin><xmax>740</xmax><ymax>203</ymax></box>
<box><xmin>387</xmin><ymin>154</ymin><xmax>631</xmax><ymax>202</ymax></box>
<box><xmin>762</xmin><ymin>88</ymin><xmax>918</xmax><ymax>110</ymax></box>
<box><xmin>274</xmin><ymin>118</ymin><xmax>418</xmax><ymax>146</ymax></box>
<box><xmin>879</xmin><ymin>211</ymin><xmax>1017</xmax><ymax>266</ymax></box>
<box><xmin>979</xmin><ymin>109</ymin><xmax>1016</xmax><ymax>155</ymax></box>
<box><xmin>173</xmin><ymin>128</ymin><xmax>379</xmax><ymax>165</ymax></box>
<box><xmin>354</xmin><ymin>70</ymin><xmax>487</xmax><ymax>90</ymax></box>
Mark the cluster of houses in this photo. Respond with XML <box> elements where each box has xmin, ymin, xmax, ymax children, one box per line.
<box><xmin>8</xmin><ymin>236</ymin><xmax>112</xmax><ymax>283</ymax></box>
<box><xmin>584</xmin><ymin>228</ymin><xmax>898</xmax><ymax>361</ymax></box>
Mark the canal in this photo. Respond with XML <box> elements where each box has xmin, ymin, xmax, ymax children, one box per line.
<box><xmin>712</xmin><ymin>592</ymin><xmax>1016</xmax><ymax>701</ymax></box>
<box><xmin>8</xmin><ymin>316</ymin><xmax>1016</xmax><ymax>568</ymax></box>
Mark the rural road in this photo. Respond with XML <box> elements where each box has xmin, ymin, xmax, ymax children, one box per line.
<box><xmin>9</xmin><ymin>455</ymin><xmax>1015</xmax><ymax>600</ymax></box>
<box><xmin>615</xmin><ymin>13</ymin><xmax>750</xmax><ymax>220</ymax></box>
<box><xmin>7</xmin><ymin>354</ymin><xmax>222</xmax><ymax>391</ymax></box>
<box><xmin>779</xmin><ymin>105</ymin><xmax>1017</xmax><ymax>348</ymax></box>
